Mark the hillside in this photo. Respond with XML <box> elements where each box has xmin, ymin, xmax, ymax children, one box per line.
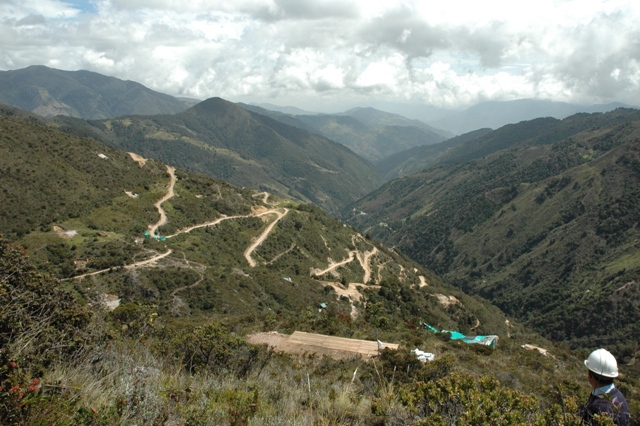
<box><xmin>0</xmin><ymin>65</ymin><xmax>190</xmax><ymax>119</ymax></box>
<box><xmin>376</xmin><ymin>128</ymin><xmax>493</xmax><ymax>180</ymax></box>
<box><xmin>341</xmin><ymin>107</ymin><xmax>452</xmax><ymax>138</ymax></box>
<box><xmin>53</xmin><ymin>97</ymin><xmax>382</xmax><ymax>215</ymax></box>
<box><xmin>1</xmin><ymin>104</ymin><xmax>494</xmax><ymax>331</ymax></box>
<box><xmin>347</xmin><ymin>108</ymin><xmax>640</xmax><ymax>354</ymax></box>
<box><xmin>295</xmin><ymin>111</ymin><xmax>449</xmax><ymax>163</ymax></box>
<box><xmin>376</xmin><ymin>108</ymin><xmax>639</xmax><ymax>180</ymax></box>
<box><xmin>2</xmin><ymin>104</ymin><xmax>639</xmax><ymax>424</ymax></box>
<box><xmin>242</xmin><ymin>104</ymin><xmax>449</xmax><ymax>163</ymax></box>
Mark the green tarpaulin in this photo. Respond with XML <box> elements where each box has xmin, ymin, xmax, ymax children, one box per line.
<box><xmin>423</xmin><ymin>323</ymin><xmax>499</xmax><ymax>349</ymax></box>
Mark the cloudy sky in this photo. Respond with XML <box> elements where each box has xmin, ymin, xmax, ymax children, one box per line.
<box><xmin>1</xmin><ymin>0</ymin><xmax>639</xmax><ymax>112</ymax></box>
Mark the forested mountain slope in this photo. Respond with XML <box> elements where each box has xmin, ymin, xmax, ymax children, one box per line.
<box><xmin>242</xmin><ymin>104</ymin><xmax>448</xmax><ymax>163</ymax></box>
<box><xmin>53</xmin><ymin>97</ymin><xmax>382</xmax><ymax>215</ymax></box>
<box><xmin>372</xmin><ymin>107</ymin><xmax>636</xmax><ymax>181</ymax></box>
<box><xmin>347</xmin><ymin>108</ymin><xmax>640</xmax><ymax>354</ymax></box>
<box><xmin>376</xmin><ymin>128</ymin><xmax>493</xmax><ymax>180</ymax></box>
<box><xmin>0</xmin><ymin>65</ymin><xmax>190</xmax><ymax>119</ymax></box>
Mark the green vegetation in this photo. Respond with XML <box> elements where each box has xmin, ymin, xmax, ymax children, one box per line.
<box><xmin>3</xmin><ymin>234</ymin><xmax>639</xmax><ymax>425</ymax></box>
<box><xmin>376</xmin><ymin>128</ymin><xmax>493</xmax><ymax>180</ymax></box>
<box><xmin>348</xmin><ymin>109</ymin><xmax>640</xmax><ymax>355</ymax></box>
<box><xmin>0</xmin><ymin>105</ymin><xmax>163</xmax><ymax>240</ymax></box>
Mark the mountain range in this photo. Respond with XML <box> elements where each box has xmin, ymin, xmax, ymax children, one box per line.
<box><xmin>425</xmin><ymin>99</ymin><xmax>631</xmax><ymax>135</ymax></box>
<box><xmin>241</xmin><ymin>104</ymin><xmax>452</xmax><ymax>163</ymax></box>
<box><xmin>0</xmin><ymin>65</ymin><xmax>191</xmax><ymax>119</ymax></box>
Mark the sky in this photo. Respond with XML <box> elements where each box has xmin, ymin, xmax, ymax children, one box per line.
<box><xmin>1</xmin><ymin>0</ymin><xmax>639</xmax><ymax>112</ymax></box>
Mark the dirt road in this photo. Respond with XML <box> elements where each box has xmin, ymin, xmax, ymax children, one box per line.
<box><xmin>148</xmin><ymin>165</ymin><xmax>176</xmax><ymax>237</ymax></box>
<box><xmin>165</xmin><ymin>215</ymin><xmax>245</xmax><ymax>239</ymax></box>
<box><xmin>244</xmin><ymin>209</ymin><xmax>288</xmax><ymax>267</ymax></box>
<box><xmin>252</xmin><ymin>191</ymin><xmax>271</xmax><ymax>204</ymax></box>
<box><xmin>71</xmin><ymin>249</ymin><xmax>172</xmax><ymax>280</ymax></box>
<box><xmin>311</xmin><ymin>251</ymin><xmax>357</xmax><ymax>276</ymax></box>
<box><xmin>356</xmin><ymin>247</ymin><xmax>378</xmax><ymax>284</ymax></box>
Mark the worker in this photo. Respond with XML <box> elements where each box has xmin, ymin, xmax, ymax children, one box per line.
<box><xmin>580</xmin><ymin>348</ymin><xmax>630</xmax><ymax>425</ymax></box>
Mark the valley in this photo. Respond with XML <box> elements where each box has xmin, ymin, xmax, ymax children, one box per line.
<box><xmin>347</xmin><ymin>108</ymin><xmax>640</xmax><ymax>356</ymax></box>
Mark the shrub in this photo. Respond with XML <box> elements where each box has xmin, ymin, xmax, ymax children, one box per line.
<box><xmin>170</xmin><ymin>322</ymin><xmax>270</xmax><ymax>378</ymax></box>
<box><xmin>0</xmin><ymin>235</ymin><xmax>93</xmax><ymax>373</ymax></box>
<box><xmin>0</xmin><ymin>235</ymin><xmax>97</xmax><ymax>423</ymax></box>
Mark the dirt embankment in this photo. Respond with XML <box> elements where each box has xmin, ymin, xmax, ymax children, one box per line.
<box><xmin>128</xmin><ymin>152</ymin><xmax>147</xmax><ymax>167</ymax></box>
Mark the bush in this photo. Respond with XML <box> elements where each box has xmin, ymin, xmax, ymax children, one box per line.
<box><xmin>0</xmin><ymin>235</ymin><xmax>94</xmax><ymax>373</ymax></box>
<box><xmin>0</xmin><ymin>235</ymin><xmax>97</xmax><ymax>423</ymax></box>
<box><xmin>170</xmin><ymin>322</ymin><xmax>270</xmax><ymax>378</ymax></box>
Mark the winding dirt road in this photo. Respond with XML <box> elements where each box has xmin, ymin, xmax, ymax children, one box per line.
<box><xmin>244</xmin><ymin>209</ymin><xmax>288</xmax><ymax>267</ymax></box>
<box><xmin>71</xmin><ymin>249</ymin><xmax>172</xmax><ymax>280</ymax></box>
<box><xmin>148</xmin><ymin>165</ymin><xmax>176</xmax><ymax>237</ymax></box>
<box><xmin>311</xmin><ymin>246</ymin><xmax>377</xmax><ymax>285</ymax></box>
<box><xmin>165</xmin><ymin>215</ymin><xmax>245</xmax><ymax>239</ymax></box>
<box><xmin>252</xmin><ymin>191</ymin><xmax>271</xmax><ymax>204</ymax></box>
<box><xmin>70</xmin><ymin>162</ymin><xmax>438</xmax><ymax>321</ymax></box>
<box><xmin>356</xmin><ymin>247</ymin><xmax>378</xmax><ymax>284</ymax></box>
<box><xmin>311</xmin><ymin>251</ymin><xmax>357</xmax><ymax>277</ymax></box>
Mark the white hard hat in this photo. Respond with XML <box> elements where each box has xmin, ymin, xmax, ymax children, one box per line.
<box><xmin>584</xmin><ymin>348</ymin><xmax>618</xmax><ymax>378</ymax></box>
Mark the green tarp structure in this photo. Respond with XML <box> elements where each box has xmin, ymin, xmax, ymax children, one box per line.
<box><xmin>423</xmin><ymin>323</ymin><xmax>499</xmax><ymax>349</ymax></box>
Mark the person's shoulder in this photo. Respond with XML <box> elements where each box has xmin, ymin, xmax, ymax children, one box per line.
<box><xmin>610</xmin><ymin>387</ymin><xmax>628</xmax><ymax>403</ymax></box>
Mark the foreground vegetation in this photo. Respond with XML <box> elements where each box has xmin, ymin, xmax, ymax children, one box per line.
<box><xmin>2</xmin><ymin>236</ymin><xmax>639</xmax><ymax>425</ymax></box>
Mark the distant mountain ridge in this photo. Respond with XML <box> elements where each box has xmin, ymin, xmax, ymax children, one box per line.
<box><xmin>339</xmin><ymin>107</ymin><xmax>451</xmax><ymax>137</ymax></box>
<box><xmin>53</xmin><ymin>97</ymin><xmax>382</xmax><ymax>215</ymax></box>
<box><xmin>249</xmin><ymin>102</ymin><xmax>318</xmax><ymax>115</ymax></box>
<box><xmin>242</xmin><ymin>104</ymin><xmax>451</xmax><ymax>163</ymax></box>
<box><xmin>0</xmin><ymin>65</ymin><xmax>190</xmax><ymax>119</ymax></box>
<box><xmin>427</xmin><ymin>99</ymin><xmax>631</xmax><ymax>134</ymax></box>
<box><xmin>376</xmin><ymin>128</ymin><xmax>493</xmax><ymax>180</ymax></box>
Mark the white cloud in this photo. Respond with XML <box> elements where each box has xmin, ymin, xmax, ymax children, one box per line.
<box><xmin>0</xmin><ymin>0</ymin><xmax>639</xmax><ymax>110</ymax></box>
